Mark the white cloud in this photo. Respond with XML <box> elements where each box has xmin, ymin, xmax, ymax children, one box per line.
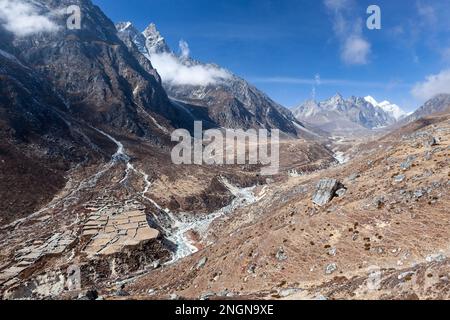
<box><xmin>342</xmin><ymin>36</ymin><xmax>371</xmax><ymax>65</ymax></box>
<box><xmin>179</xmin><ymin>40</ymin><xmax>190</xmax><ymax>59</ymax></box>
<box><xmin>412</xmin><ymin>69</ymin><xmax>450</xmax><ymax>101</ymax></box>
<box><xmin>251</xmin><ymin>76</ymin><xmax>411</xmax><ymax>89</ymax></box>
<box><xmin>315</xmin><ymin>74</ymin><xmax>321</xmax><ymax>85</ymax></box>
<box><xmin>149</xmin><ymin>41</ymin><xmax>231</xmax><ymax>86</ymax></box>
<box><xmin>0</xmin><ymin>0</ymin><xmax>58</xmax><ymax>37</ymax></box>
<box><xmin>416</xmin><ymin>1</ymin><xmax>437</xmax><ymax>26</ymax></box>
<box><xmin>323</xmin><ymin>0</ymin><xmax>371</xmax><ymax>65</ymax></box>
<box><xmin>324</xmin><ymin>0</ymin><xmax>351</xmax><ymax>11</ymax></box>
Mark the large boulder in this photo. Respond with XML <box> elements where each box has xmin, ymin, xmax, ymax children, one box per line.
<box><xmin>312</xmin><ymin>179</ymin><xmax>342</xmax><ymax>206</ymax></box>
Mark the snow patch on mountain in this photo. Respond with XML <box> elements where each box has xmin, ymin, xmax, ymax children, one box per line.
<box><xmin>364</xmin><ymin>96</ymin><xmax>407</xmax><ymax>120</ymax></box>
<box><xmin>293</xmin><ymin>94</ymin><xmax>403</xmax><ymax>134</ymax></box>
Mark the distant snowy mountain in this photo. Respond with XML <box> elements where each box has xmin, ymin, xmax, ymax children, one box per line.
<box><xmin>293</xmin><ymin>94</ymin><xmax>401</xmax><ymax>135</ymax></box>
<box><xmin>364</xmin><ymin>96</ymin><xmax>407</xmax><ymax>120</ymax></box>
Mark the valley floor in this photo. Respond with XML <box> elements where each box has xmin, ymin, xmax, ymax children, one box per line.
<box><xmin>0</xmin><ymin>115</ymin><xmax>449</xmax><ymax>300</ymax></box>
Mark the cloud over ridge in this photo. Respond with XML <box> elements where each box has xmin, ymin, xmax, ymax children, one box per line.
<box><xmin>412</xmin><ymin>69</ymin><xmax>450</xmax><ymax>101</ymax></box>
<box><xmin>149</xmin><ymin>41</ymin><xmax>231</xmax><ymax>87</ymax></box>
<box><xmin>0</xmin><ymin>0</ymin><xmax>58</xmax><ymax>37</ymax></box>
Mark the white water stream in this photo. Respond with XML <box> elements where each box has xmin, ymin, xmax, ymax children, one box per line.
<box><xmin>3</xmin><ymin>125</ymin><xmax>264</xmax><ymax>263</ymax></box>
<box><xmin>95</xmin><ymin>129</ymin><xmax>264</xmax><ymax>263</ymax></box>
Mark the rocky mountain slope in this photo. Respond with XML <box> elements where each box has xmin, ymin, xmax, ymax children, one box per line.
<box><xmin>116</xmin><ymin>22</ymin><xmax>314</xmax><ymax>138</ymax></box>
<box><xmin>0</xmin><ymin>0</ymin><xmax>218</xmax><ymax>225</ymax></box>
<box><xmin>401</xmin><ymin>94</ymin><xmax>450</xmax><ymax>124</ymax></box>
<box><xmin>293</xmin><ymin>94</ymin><xmax>402</xmax><ymax>135</ymax></box>
<box><xmin>1</xmin><ymin>0</ymin><xmax>448</xmax><ymax>301</ymax></box>
<box><xmin>0</xmin><ymin>1</ymin><xmax>337</xmax><ymax>299</ymax></box>
<box><xmin>123</xmin><ymin>112</ymin><xmax>450</xmax><ymax>300</ymax></box>
<box><xmin>0</xmin><ymin>24</ymin><xmax>117</xmax><ymax>225</ymax></box>
<box><xmin>10</xmin><ymin>0</ymin><xmax>194</xmax><ymax>140</ymax></box>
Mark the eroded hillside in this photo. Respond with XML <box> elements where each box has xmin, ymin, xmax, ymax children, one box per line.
<box><xmin>123</xmin><ymin>114</ymin><xmax>450</xmax><ymax>300</ymax></box>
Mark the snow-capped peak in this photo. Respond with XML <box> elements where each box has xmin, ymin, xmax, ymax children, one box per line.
<box><xmin>115</xmin><ymin>21</ymin><xmax>135</xmax><ymax>33</ymax></box>
<box><xmin>330</xmin><ymin>92</ymin><xmax>344</xmax><ymax>102</ymax></box>
<box><xmin>364</xmin><ymin>96</ymin><xmax>407</xmax><ymax>120</ymax></box>
<box><xmin>323</xmin><ymin>93</ymin><xmax>344</xmax><ymax>108</ymax></box>
<box><xmin>364</xmin><ymin>96</ymin><xmax>378</xmax><ymax>107</ymax></box>
<box><xmin>142</xmin><ymin>23</ymin><xmax>170</xmax><ymax>54</ymax></box>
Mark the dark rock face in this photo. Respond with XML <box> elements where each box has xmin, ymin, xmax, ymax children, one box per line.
<box><xmin>11</xmin><ymin>0</ymin><xmax>177</xmax><ymax>138</ymax></box>
<box><xmin>0</xmin><ymin>26</ymin><xmax>115</xmax><ymax>224</ymax></box>
<box><xmin>115</xmin><ymin>22</ymin><xmax>162</xmax><ymax>83</ymax></box>
<box><xmin>142</xmin><ymin>23</ymin><xmax>171</xmax><ymax>54</ymax></box>
<box><xmin>165</xmin><ymin>77</ymin><xmax>302</xmax><ymax>135</ymax></box>
<box><xmin>1</xmin><ymin>0</ymin><xmax>210</xmax><ymax>223</ymax></box>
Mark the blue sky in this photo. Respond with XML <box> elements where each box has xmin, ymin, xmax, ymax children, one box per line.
<box><xmin>93</xmin><ymin>0</ymin><xmax>450</xmax><ymax>111</ymax></box>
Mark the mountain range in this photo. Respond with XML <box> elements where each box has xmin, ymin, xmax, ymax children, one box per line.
<box><xmin>292</xmin><ymin>93</ymin><xmax>409</xmax><ymax>135</ymax></box>
<box><xmin>363</xmin><ymin>96</ymin><xmax>408</xmax><ymax>120</ymax></box>
<box><xmin>115</xmin><ymin>21</ymin><xmax>316</xmax><ymax>138</ymax></box>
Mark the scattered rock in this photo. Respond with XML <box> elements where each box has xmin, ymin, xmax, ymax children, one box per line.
<box><xmin>373</xmin><ymin>196</ymin><xmax>386</xmax><ymax>209</ymax></box>
<box><xmin>151</xmin><ymin>260</ymin><xmax>161</xmax><ymax>270</ymax></box>
<box><xmin>414</xmin><ymin>189</ymin><xmax>425</xmax><ymax>199</ymax></box>
<box><xmin>394</xmin><ymin>174</ymin><xmax>406</xmax><ymax>183</ymax></box>
<box><xmin>217</xmin><ymin>289</ymin><xmax>230</xmax><ymax>297</ymax></box>
<box><xmin>335</xmin><ymin>188</ymin><xmax>347</xmax><ymax>197</ymax></box>
<box><xmin>276</xmin><ymin>248</ymin><xmax>288</xmax><ymax>261</ymax></box>
<box><xmin>400</xmin><ymin>156</ymin><xmax>416</xmax><ymax>171</ymax></box>
<box><xmin>247</xmin><ymin>264</ymin><xmax>257</xmax><ymax>274</ymax></box>
<box><xmin>348</xmin><ymin>173</ymin><xmax>360</xmax><ymax>181</ymax></box>
<box><xmin>200</xmin><ymin>292</ymin><xmax>216</xmax><ymax>300</ymax></box>
<box><xmin>426</xmin><ymin>253</ymin><xmax>446</xmax><ymax>263</ymax></box>
<box><xmin>325</xmin><ymin>263</ymin><xmax>337</xmax><ymax>275</ymax></box>
<box><xmin>196</xmin><ymin>257</ymin><xmax>207</xmax><ymax>270</ymax></box>
<box><xmin>278</xmin><ymin>288</ymin><xmax>302</xmax><ymax>298</ymax></box>
<box><xmin>328</xmin><ymin>248</ymin><xmax>337</xmax><ymax>256</ymax></box>
<box><xmin>424</xmin><ymin>136</ymin><xmax>438</xmax><ymax>148</ymax></box>
<box><xmin>169</xmin><ymin>293</ymin><xmax>180</xmax><ymax>300</ymax></box>
<box><xmin>116</xmin><ymin>289</ymin><xmax>129</xmax><ymax>297</ymax></box>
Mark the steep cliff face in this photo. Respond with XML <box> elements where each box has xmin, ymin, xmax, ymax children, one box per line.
<box><xmin>1</xmin><ymin>0</ymin><xmax>193</xmax><ymax>224</ymax></box>
<box><xmin>10</xmin><ymin>0</ymin><xmax>179</xmax><ymax>138</ymax></box>
<box><xmin>0</xmin><ymin>25</ymin><xmax>116</xmax><ymax>224</ymax></box>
